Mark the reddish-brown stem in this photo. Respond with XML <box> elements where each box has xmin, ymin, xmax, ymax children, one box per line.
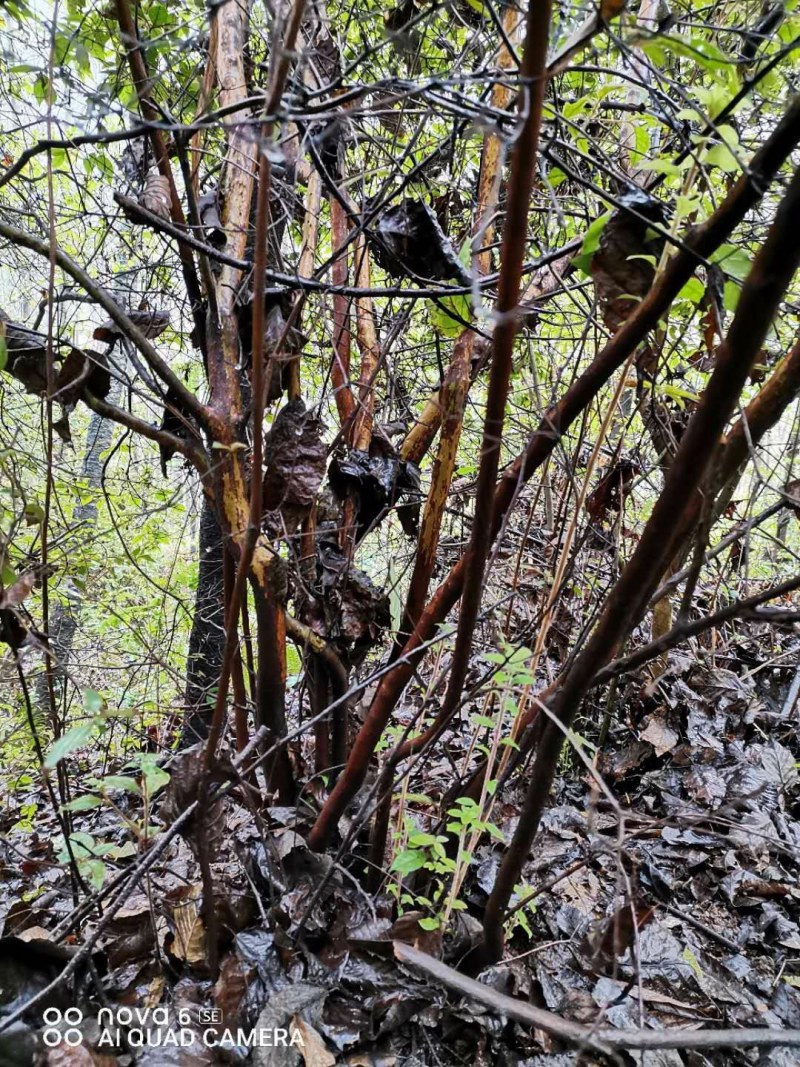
<box><xmin>224</xmin><ymin>548</ymin><xmax>250</xmax><ymax>753</ymax></box>
<box><xmin>310</xmin><ymin>658</ymin><xmax>331</xmax><ymax>776</ymax></box>
<box><xmin>203</xmin><ymin>0</ymin><xmax>307</xmax><ymax>768</ymax></box>
<box><xmin>368</xmin><ymin>330</ymin><xmax>474</xmax><ymax>875</ymax></box>
<box><xmin>330</xmin><ymin>196</ymin><xmax>357</xmax><ymax>429</ymax></box>
<box><xmin>457</xmin><ymin>331</ymin><xmax>800</xmax><ymax>804</ymax></box>
<box><xmin>398</xmin><ymin>331</ymin><xmax>474</xmax><ymax>647</ymax></box>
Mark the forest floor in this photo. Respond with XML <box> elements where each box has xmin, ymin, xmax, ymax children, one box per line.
<box><xmin>1</xmin><ymin>617</ymin><xmax>799</xmax><ymax>1067</ymax></box>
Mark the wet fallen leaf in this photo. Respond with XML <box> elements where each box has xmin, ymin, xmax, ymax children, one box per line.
<box><xmin>168</xmin><ymin>885</ymin><xmax>206</xmax><ymax>966</ymax></box>
<box><xmin>291</xmin><ymin>1015</ymin><xmax>335</xmax><ymax>1067</ymax></box>
<box><xmin>46</xmin><ymin>1046</ymin><xmax>118</xmax><ymax>1066</ymax></box>
<box><xmin>640</xmin><ymin>715</ymin><xmax>679</xmax><ymax>757</ymax></box>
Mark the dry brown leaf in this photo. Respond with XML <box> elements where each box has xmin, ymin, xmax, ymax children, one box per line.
<box><xmin>640</xmin><ymin>716</ymin><xmax>679</xmax><ymax>758</ymax></box>
<box><xmin>17</xmin><ymin>925</ymin><xmax>54</xmax><ymax>942</ymax></box>
<box><xmin>141</xmin><ymin>172</ymin><xmax>171</xmax><ymax>219</ymax></box>
<box><xmin>347</xmin><ymin>1056</ymin><xmax>397</xmax><ymax>1067</ymax></box>
<box><xmin>785</xmin><ymin>477</ymin><xmax>800</xmax><ymax>515</ymax></box>
<box><xmin>291</xmin><ymin>1016</ymin><xmax>335</xmax><ymax>1067</ymax></box>
<box><xmin>262</xmin><ymin>401</ymin><xmax>326</xmax><ymax>534</ymax></box>
<box><xmin>170</xmin><ymin>885</ymin><xmax>206</xmax><ymax>965</ymax></box>
<box><xmin>213</xmin><ymin>952</ymin><xmax>251</xmax><ymax>1024</ymax></box>
<box><xmin>0</xmin><ymin>571</ymin><xmax>35</xmax><ymax>609</ymax></box>
<box><xmin>144</xmin><ymin>973</ymin><xmax>166</xmax><ymax>1008</ymax></box>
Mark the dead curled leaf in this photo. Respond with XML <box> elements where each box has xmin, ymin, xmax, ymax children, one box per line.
<box><xmin>0</xmin><ymin>571</ymin><xmax>35</xmax><ymax>609</ymax></box>
<box><xmin>263</xmin><ymin>401</ymin><xmax>327</xmax><ymax>535</ymax></box>
<box><xmin>328</xmin><ymin>444</ymin><xmax>421</xmax><ymax>537</ymax></box>
<box><xmin>158</xmin><ymin>745</ymin><xmax>232</xmax><ymax>859</ymax></box>
<box><xmin>291</xmin><ymin>1016</ymin><xmax>335</xmax><ymax>1067</ymax></box>
<box><xmin>589</xmin><ymin>188</ymin><xmax>670</xmax><ymax>333</ymax></box>
<box><xmin>167</xmin><ymin>884</ymin><xmax>206</xmax><ymax>967</ymax></box>
<box><xmin>301</xmin><ymin>536</ymin><xmax>391</xmax><ymax>665</ymax></box>
<box><xmin>141</xmin><ymin>172</ymin><xmax>171</xmax><ymax>219</ymax></box>
<box><xmin>640</xmin><ymin>715</ymin><xmax>679</xmax><ymax>758</ymax></box>
<box><xmin>784</xmin><ymin>477</ymin><xmax>800</xmax><ymax>515</ymax></box>
<box><xmin>369</xmin><ymin>198</ymin><xmax>471</xmax><ymax>284</ymax></box>
<box><xmin>213</xmin><ymin>952</ymin><xmax>252</xmax><ymax>1024</ymax></box>
<box><xmin>93</xmin><ymin>309</ymin><xmax>170</xmax><ymax>343</ymax></box>
<box><xmin>585</xmin><ymin>457</ymin><xmax>640</xmax><ymax>524</ymax></box>
<box><xmin>197</xmin><ymin>185</ymin><xmax>225</xmax><ymax>247</ymax></box>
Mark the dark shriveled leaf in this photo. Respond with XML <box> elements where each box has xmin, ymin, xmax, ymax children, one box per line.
<box><xmin>93</xmin><ymin>309</ymin><xmax>170</xmax><ymax>343</ymax></box>
<box><xmin>328</xmin><ymin>444</ymin><xmax>421</xmax><ymax>537</ymax></box>
<box><xmin>263</xmin><ymin>400</ymin><xmax>327</xmax><ymax>535</ymax></box>
<box><xmin>589</xmin><ymin>188</ymin><xmax>670</xmax><ymax>333</ymax></box>
<box><xmin>370</xmin><ymin>199</ymin><xmax>472</xmax><ymax>285</ymax></box>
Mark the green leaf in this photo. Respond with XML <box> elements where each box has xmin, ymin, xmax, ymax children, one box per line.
<box><xmin>44</xmin><ymin>721</ymin><xmax>96</xmax><ymax>769</ymax></box>
<box><xmin>573</xmin><ymin>211</ymin><xmax>611</xmax><ymax>274</ymax></box>
<box><xmin>407</xmin><ymin>831</ymin><xmax>440</xmax><ymax>847</ymax></box>
<box><xmin>678</xmin><ymin>277</ymin><xmax>705</xmax><ymax>304</ymax></box>
<box><xmin>430</xmin><ymin>293</ymin><xmax>472</xmax><ymax>338</ymax></box>
<box><xmin>100</xmin><ymin>775</ymin><xmax>140</xmax><ymax>793</ymax></box>
<box><xmin>418</xmin><ymin>916</ymin><xmax>440</xmax><ymax>930</ymax></box>
<box><xmin>642</xmin><ymin>34</ymin><xmax>733</xmax><ymax>73</ymax></box>
<box><xmin>390</xmin><ymin>849</ymin><xmax>429</xmax><ymax>875</ymax></box>
<box><xmin>638</xmin><ymin>157</ymin><xmax>687</xmax><ymax>178</ymax></box>
<box><xmin>82</xmin><ymin>859</ymin><xmax>107</xmax><ymax>891</ymax></box>
<box><xmin>704</xmin><ymin>141</ymin><xmax>740</xmax><ymax>174</ymax></box>
<box><xmin>711</xmin><ymin>244</ymin><xmax>751</xmax><ymax>281</ymax></box>
<box><xmin>659</xmin><ymin>383</ymin><xmax>699</xmax><ymax>404</ymax></box>
<box><xmin>140</xmin><ymin>763</ymin><xmax>170</xmax><ymax>795</ymax></box>
<box><xmin>0</xmin><ymin>335</ymin><xmax>7</xmax><ymax>373</ymax></box>
<box><xmin>723</xmin><ymin>280</ymin><xmax>741</xmax><ymax>313</ymax></box>
<box><xmin>23</xmin><ymin>500</ymin><xmax>44</xmax><ymax>525</ymax></box>
<box><xmin>62</xmin><ymin>794</ymin><xmax>102</xmax><ymax>812</ymax></box>
<box><xmin>682</xmin><ymin>946</ymin><xmax>703</xmax><ymax>978</ymax></box>
<box><xmin>470</xmin><ymin>713</ymin><xmax>496</xmax><ymax>729</ymax></box>
<box><xmin>109</xmin><ymin>842</ymin><xmax>137</xmax><ymax>860</ymax></box>
<box><xmin>33</xmin><ymin>73</ymin><xmax>49</xmax><ymax>104</ymax></box>
<box><xmin>68</xmin><ymin>831</ymin><xmax>96</xmax><ymax>853</ymax></box>
<box><xmin>84</xmin><ymin>689</ymin><xmax>103</xmax><ymax>714</ymax></box>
